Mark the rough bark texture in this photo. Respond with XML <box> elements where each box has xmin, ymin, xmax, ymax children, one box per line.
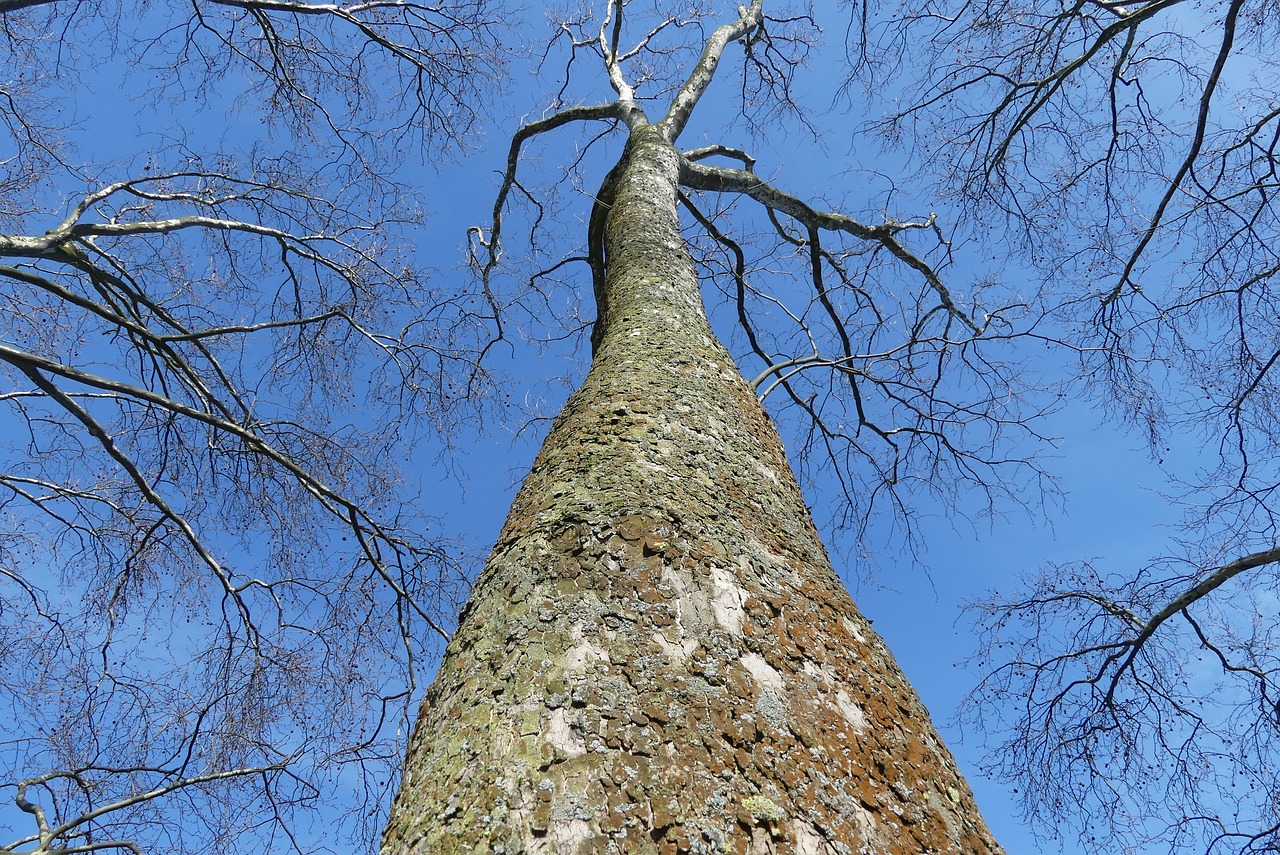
<box><xmin>381</xmin><ymin>125</ymin><xmax>1005</xmax><ymax>854</ymax></box>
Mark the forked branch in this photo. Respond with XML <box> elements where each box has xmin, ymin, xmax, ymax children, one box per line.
<box><xmin>680</xmin><ymin>157</ymin><xmax>980</xmax><ymax>333</ymax></box>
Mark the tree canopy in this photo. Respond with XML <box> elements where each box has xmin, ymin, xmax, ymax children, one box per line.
<box><xmin>847</xmin><ymin>1</ymin><xmax>1280</xmax><ymax>850</ymax></box>
<box><xmin>1</xmin><ymin>2</ymin><xmax>502</xmax><ymax>850</ymax></box>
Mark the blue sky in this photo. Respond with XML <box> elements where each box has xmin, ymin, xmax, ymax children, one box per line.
<box><xmin>394</xmin><ymin>93</ymin><xmax>1186</xmax><ymax>854</ymax></box>
<box><xmin>3</xmin><ymin>2</ymin><xmax>1230</xmax><ymax>852</ymax></box>
<box><xmin>381</xmin><ymin>10</ymin><xmax>1204</xmax><ymax>850</ymax></box>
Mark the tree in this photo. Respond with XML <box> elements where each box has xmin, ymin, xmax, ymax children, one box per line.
<box><xmin>845</xmin><ymin>0</ymin><xmax>1280</xmax><ymax>851</ymax></box>
<box><xmin>0</xmin><ymin>2</ymin><xmax>503</xmax><ymax>852</ymax></box>
<box><xmin>380</xmin><ymin>2</ymin><xmax>1020</xmax><ymax>852</ymax></box>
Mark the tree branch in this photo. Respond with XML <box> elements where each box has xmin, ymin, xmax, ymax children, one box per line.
<box><xmin>681</xmin><ymin>158</ymin><xmax>980</xmax><ymax>333</ymax></box>
<box><xmin>659</xmin><ymin>0</ymin><xmax>762</xmax><ymax>141</ymax></box>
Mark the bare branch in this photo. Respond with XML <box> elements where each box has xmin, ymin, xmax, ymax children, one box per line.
<box><xmin>659</xmin><ymin>0</ymin><xmax>762</xmax><ymax>140</ymax></box>
<box><xmin>681</xmin><ymin>158</ymin><xmax>980</xmax><ymax>333</ymax></box>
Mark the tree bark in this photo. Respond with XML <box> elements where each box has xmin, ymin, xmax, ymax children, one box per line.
<box><xmin>381</xmin><ymin>124</ymin><xmax>1004</xmax><ymax>854</ymax></box>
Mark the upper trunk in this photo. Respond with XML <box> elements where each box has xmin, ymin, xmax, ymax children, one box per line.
<box><xmin>381</xmin><ymin>124</ymin><xmax>1004</xmax><ymax>854</ymax></box>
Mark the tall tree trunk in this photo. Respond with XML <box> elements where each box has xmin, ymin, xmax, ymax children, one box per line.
<box><xmin>381</xmin><ymin>124</ymin><xmax>1004</xmax><ymax>854</ymax></box>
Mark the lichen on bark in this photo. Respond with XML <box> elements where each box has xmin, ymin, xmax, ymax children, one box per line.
<box><xmin>380</xmin><ymin>123</ymin><xmax>1004</xmax><ymax>855</ymax></box>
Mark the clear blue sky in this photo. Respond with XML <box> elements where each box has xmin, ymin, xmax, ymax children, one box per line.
<box><xmin>395</xmin><ymin>100</ymin><xmax>1185</xmax><ymax>854</ymax></box>
<box><xmin>383</xmin><ymin>11</ymin><xmax>1194</xmax><ymax>851</ymax></box>
<box><xmin>21</xmin><ymin>3</ymin><xmax>1213</xmax><ymax>852</ymax></box>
